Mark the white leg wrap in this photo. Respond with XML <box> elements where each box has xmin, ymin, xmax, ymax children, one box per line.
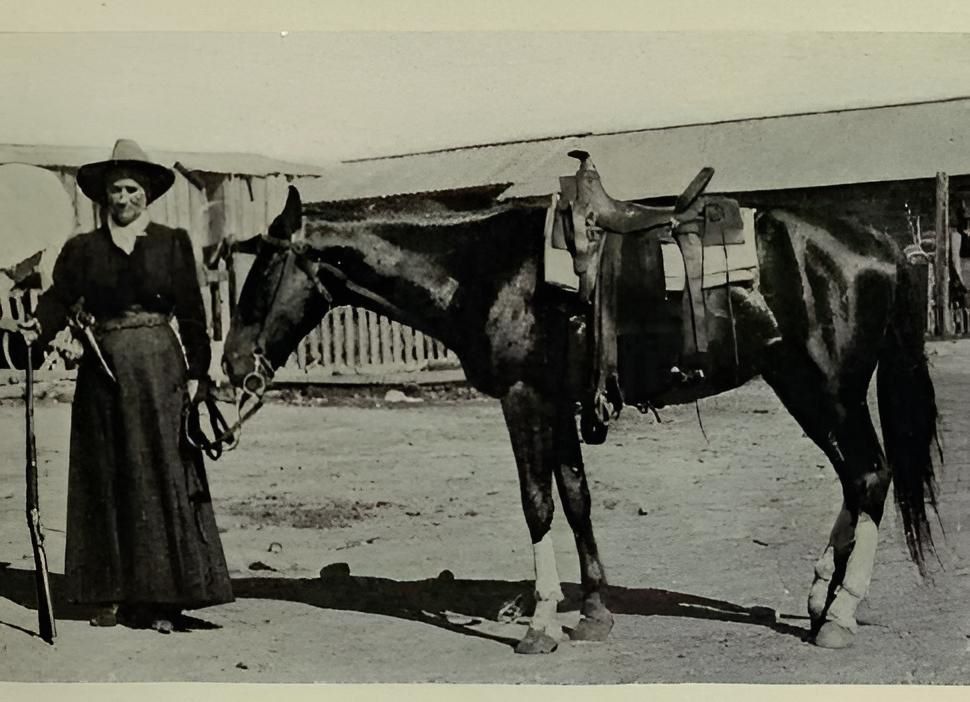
<box><xmin>826</xmin><ymin>513</ymin><xmax>879</xmax><ymax>632</ymax></box>
<box><xmin>808</xmin><ymin>545</ymin><xmax>835</xmax><ymax>620</ymax></box>
<box><xmin>531</xmin><ymin>598</ymin><xmax>562</xmax><ymax>639</ymax></box>
<box><xmin>808</xmin><ymin>506</ymin><xmax>853</xmax><ymax>619</ymax></box>
<box><xmin>533</xmin><ymin>533</ymin><xmax>564</xmax><ymax>603</ymax></box>
<box><xmin>531</xmin><ymin>533</ymin><xmax>564</xmax><ymax>636</ymax></box>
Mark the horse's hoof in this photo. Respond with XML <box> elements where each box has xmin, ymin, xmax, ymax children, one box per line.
<box><xmin>813</xmin><ymin>621</ymin><xmax>855</xmax><ymax>649</ymax></box>
<box><xmin>569</xmin><ymin>613</ymin><xmax>614</xmax><ymax>642</ymax></box>
<box><xmin>515</xmin><ymin>628</ymin><xmax>560</xmax><ymax>654</ymax></box>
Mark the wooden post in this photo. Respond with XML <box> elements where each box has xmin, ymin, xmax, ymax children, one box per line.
<box><xmin>334</xmin><ymin>307</ymin><xmax>348</xmax><ymax>372</ymax></box>
<box><xmin>414</xmin><ymin>330</ymin><xmax>426</xmax><ymax>368</ymax></box>
<box><xmin>210</xmin><ymin>281</ymin><xmax>223</xmax><ymax>341</ymax></box>
<box><xmin>358</xmin><ymin>308</ymin><xmax>369</xmax><ymax>370</ymax></box>
<box><xmin>391</xmin><ymin>321</ymin><xmax>403</xmax><ymax>369</ymax></box>
<box><xmin>380</xmin><ymin>316</ymin><xmax>393</xmax><ymax>368</ymax></box>
<box><xmin>344</xmin><ymin>307</ymin><xmax>356</xmax><ymax>371</ymax></box>
<box><xmin>321</xmin><ymin>313</ymin><xmax>333</xmax><ymax>369</ymax></box>
<box><xmin>402</xmin><ymin>324</ymin><xmax>415</xmax><ymax>369</ymax></box>
<box><xmin>368</xmin><ymin>311</ymin><xmax>380</xmax><ymax>366</ymax></box>
<box><xmin>935</xmin><ymin>172</ymin><xmax>953</xmax><ymax>336</ymax></box>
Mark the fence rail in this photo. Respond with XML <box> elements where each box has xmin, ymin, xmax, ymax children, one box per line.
<box><xmin>288</xmin><ymin>305</ymin><xmax>460</xmax><ymax>378</ymax></box>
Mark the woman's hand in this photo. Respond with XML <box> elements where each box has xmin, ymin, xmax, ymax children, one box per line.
<box><xmin>187</xmin><ymin>376</ymin><xmax>214</xmax><ymax>403</ymax></box>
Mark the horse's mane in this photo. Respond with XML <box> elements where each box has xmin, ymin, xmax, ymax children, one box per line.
<box><xmin>302</xmin><ymin>189</ymin><xmax>548</xmax><ymax>230</ymax></box>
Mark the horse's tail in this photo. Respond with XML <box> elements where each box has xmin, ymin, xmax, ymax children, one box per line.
<box><xmin>876</xmin><ymin>256</ymin><xmax>940</xmax><ymax>575</ymax></box>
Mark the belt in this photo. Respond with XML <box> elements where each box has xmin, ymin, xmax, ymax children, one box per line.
<box><xmin>95</xmin><ymin>310</ymin><xmax>171</xmax><ymax>333</ymax></box>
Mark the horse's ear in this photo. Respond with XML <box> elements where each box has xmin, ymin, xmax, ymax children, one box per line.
<box><xmin>268</xmin><ymin>186</ymin><xmax>303</xmax><ymax>240</ymax></box>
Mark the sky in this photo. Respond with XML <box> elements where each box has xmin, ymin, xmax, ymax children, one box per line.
<box><xmin>3</xmin><ymin>26</ymin><xmax>970</xmax><ymax>166</ymax></box>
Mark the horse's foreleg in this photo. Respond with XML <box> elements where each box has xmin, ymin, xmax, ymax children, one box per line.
<box><xmin>501</xmin><ymin>381</ymin><xmax>564</xmax><ymax>654</ymax></box>
<box><xmin>552</xmin><ymin>408</ymin><xmax>613</xmax><ymax>642</ymax></box>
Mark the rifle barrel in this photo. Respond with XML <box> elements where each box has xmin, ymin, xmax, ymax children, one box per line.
<box><xmin>25</xmin><ymin>341</ymin><xmax>56</xmax><ymax>644</ymax></box>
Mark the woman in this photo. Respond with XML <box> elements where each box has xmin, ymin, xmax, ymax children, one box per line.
<box><xmin>19</xmin><ymin>139</ymin><xmax>234</xmax><ymax>633</ymax></box>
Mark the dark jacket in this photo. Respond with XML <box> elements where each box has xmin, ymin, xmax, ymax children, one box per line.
<box><xmin>34</xmin><ymin>222</ymin><xmax>211</xmax><ymax>379</ymax></box>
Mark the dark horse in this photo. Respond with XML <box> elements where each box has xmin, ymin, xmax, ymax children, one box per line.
<box><xmin>222</xmin><ymin>156</ymin><xmax>939</xmax><ymax>654</ymax></box>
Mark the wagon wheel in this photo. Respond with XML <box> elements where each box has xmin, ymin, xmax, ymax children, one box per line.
<box><xmin>1</xmin><ymin>292</ymin><xmax>26</xmax><ymax>369</ymax></box>
<box><xmin>1</xmin><ymin>331</ymin><xmax>12</xmax><ymax>369</ymax></box>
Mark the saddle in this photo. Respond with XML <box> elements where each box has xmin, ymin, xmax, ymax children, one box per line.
<box><xmin>545</xmin><ymin>151</ymin><xmax>754</xmax><ymax>444</ymax></box>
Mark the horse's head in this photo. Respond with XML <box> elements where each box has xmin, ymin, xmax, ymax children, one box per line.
<box><xmin>222</xmin><ymin>186</ymin><xmax>332</xmax><ymax>394</ymax></box>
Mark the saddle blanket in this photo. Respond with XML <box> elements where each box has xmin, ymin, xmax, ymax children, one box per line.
<box><xmin>543</xmin><ymin>199</ymin><xmax>759</xmax><ymax>293</ymax></box>
<box><xmin>661</xmin><ymin>205</ymin><xmax>758</xmax><ymax>291</ymax></box>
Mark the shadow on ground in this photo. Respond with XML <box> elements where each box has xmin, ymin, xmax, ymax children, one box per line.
<box><xmin>0</xmin><ymin>563</ymin><xmax>807</xmax><ymax>647</ymax></box>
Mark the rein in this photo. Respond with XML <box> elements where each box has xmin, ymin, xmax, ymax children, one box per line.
<box><xmin>182</xmin><ymin>351</ymin><xmax>271</xmax><ymax>459</ymax></box>
<box><xmin>184</xmin><ymin>236</ymin><xmax>323</xmax><ymax>458</ymax></box>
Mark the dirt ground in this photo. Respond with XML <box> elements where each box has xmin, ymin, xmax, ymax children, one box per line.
<box><xmin>1</xmin><ymin>341</ymin><xmax>969</xmax><ymax>685</ymax></box>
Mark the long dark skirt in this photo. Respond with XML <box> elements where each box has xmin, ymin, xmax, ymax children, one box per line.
<box><xmin>63</xmin><ymin>322</ymin><xmax>233</xmax><ymax>609</ymax></box>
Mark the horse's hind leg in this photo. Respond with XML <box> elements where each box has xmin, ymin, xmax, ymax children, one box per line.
<box><xmin>501</xmin><ymin>381</ymin><xmax>566</xmax><ymax>654</ymax></box>
<box><xmin>552</xmin><ymin>406</ymin><xmax>614</xmax><ymax>642</ymax></box>
<box><xmin>807</xmin><ymin>401</ymin><xmax>891</xmax><ymax>649</ymax></box>
<box><xmin>761</xmin><ymin>341</ymin><xmax>891</xmax><ymax>649</ymax></box>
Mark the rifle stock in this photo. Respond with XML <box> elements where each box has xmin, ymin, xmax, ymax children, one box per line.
<box><xmin>25</xmin><ymin>342</ymin><xmax>56</xmax><ymax>644</ymax></box>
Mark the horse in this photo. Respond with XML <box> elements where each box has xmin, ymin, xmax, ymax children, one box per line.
<box><xmin>221</xmin><ymin>155</ymin><xmax>939</xmax><ymax>655</ymax></box>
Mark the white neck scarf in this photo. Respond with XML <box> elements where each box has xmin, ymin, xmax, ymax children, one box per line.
<box><xmin>107</xmin><ymin>211</ymin><xmax>151</xmax><ymax>255</ymax></box>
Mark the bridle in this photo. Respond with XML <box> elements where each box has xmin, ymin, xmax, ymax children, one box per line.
<box><xmin>183</xmin><ymin>234</ymin><xmax>344</xmax><ymax>458</ymax></box>
<box><xmin>182</xmin><ymin>230</ymin><xmax>445</xmax><ymax>456</ymax></box>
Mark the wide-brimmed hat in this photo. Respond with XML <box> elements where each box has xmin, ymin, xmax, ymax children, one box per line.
<box><xmin>76</xmin><ymin>138</ymin><xmax>175</xmax><ymax>205</ymax></box>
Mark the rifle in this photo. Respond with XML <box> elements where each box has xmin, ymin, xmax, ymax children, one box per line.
<box><xmin>24</xmin><ymin>336</ymin><xmax>56</xmax><ymax>644</ymax></box>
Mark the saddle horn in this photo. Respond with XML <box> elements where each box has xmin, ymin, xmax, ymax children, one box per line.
<box><xmin>674</xmin><ymin>167</ymin><xmax>715</xmax><ymax>215</ymax></box>
<box><xmin>564</xmin><ymin>149</ymin><xmax>716</xmax><ymax>233</ymax></box>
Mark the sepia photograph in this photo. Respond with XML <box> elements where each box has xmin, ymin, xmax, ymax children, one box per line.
<box><xmin>1</xmin><ymin>2</ymin><xmax>969</xmax><ymax>696</ymax></box>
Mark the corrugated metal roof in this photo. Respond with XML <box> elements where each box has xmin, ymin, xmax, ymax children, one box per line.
<box><xmin>294</xmin><ymin>138</ymin><xmax>578</xmax><ymax>203</ymax></box>
<box><xmin>0</xmin><ymin>143</ymin><xmax>329</xmax><ymax>177</ymax></box>
<box><xmin>295</xmin><ymin>97</ymin><xmax>970</xmax><ymax>204</ymax></box>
